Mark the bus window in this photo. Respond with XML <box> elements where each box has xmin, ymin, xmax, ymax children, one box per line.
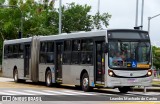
<box><xmin>64</xmin><ymin>40</ymin><xmax>71</xmax><ymax>51</ymax></box>
<box><xmin>19</xmin><ymin>44</ymin><xmax>24</xmax><ymax>58</ymax></box>
<box><xmin>40</xmin><ymin>42</ymin><xmax>47</xmax><ymax>63</ymax></box>
<box><xmin>13</xmin><ymin>45</ymin><xmax>19</xmax><ymax>58</ymax></box>
<box><xmin>80</xmin><ymin>39</ymin><xmax>93</xmax><ymax>64</ymax></box>
<box><xmin>63</xmin><ymin>40</ymin><xmax>71</xmax><ymax>64</ymax></box>
<box><xmin>71</xmin><ymin>40</ymin><xmax>80</xmax><ymax>64</ymax></box>
<box><xmin>72</xmin><ymin>40</ymin><xmax>80</xmax><ymax>51</ymax></box>
<box><xmin>46</xmin><ymin>42</ymin><xmax>54</xmax><ymax>63</ymax></box>
<box><xmin>4</xmin><ymin>45</ymin><xmax>8</xmax><ymax>59</ymax></box>
<box><xmin>108</xmin><ymin>41</ymin><xmax>151</xmax><ymax>68</ymax></box>
<box><xmin>8</xmin><ymin>45</ymin><xmax>13</xmax><ymax>58</ymax></box>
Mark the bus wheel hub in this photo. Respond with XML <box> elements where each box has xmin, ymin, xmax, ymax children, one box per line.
<box><xmin>83</xmin><ymin>78</ymin><xmax>88</xmax><ymax>87</ymax></box>
<box><xmin>14</xmin><ymin>71</ymin><xmax>18</xmax><ymax>81</ymax></box>
<box><xmin>47</xmin><ymin>74</ymin><xmax>51</xmax><ymax>84</ymax></box>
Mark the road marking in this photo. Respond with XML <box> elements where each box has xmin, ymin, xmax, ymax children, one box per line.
<box><xmin>61</xmin><ymin>90</ymin><xmax>96</xmax><ymax>95</ymax></box>
<box><xmin>0</xmin><ymin>89</ymin><xmax>160</xmax><ymax>96</ymax></box>
<box><xmin>5</xmin><ymin>90</ymin><xmax>35</xmax><ymax>95</ymax></box>
<box><xmin>128</xmin><ymin>92</ymin><xmax>160</xmax><ymax>96</ymax></box>
<box><xmin>107</xmin><ymin>102</ymin><xmax>160</xmax><ymax>104</ymax></box>
<box><xmin>0</xmin><ymin>91</ymin><xmax>15</xmax><ymax>95</ymax></box>
<box><xmin>143</xmin><ymin>92</ymin><xmax>160</xmax><ymax>95</ymax></box>
<box><xmin>43</xmin><ymin>90</ymin><xmax>77</xmax><ymax>95</ymax></box>
<box><xmin>23</xmin><ymin>90</ymin><xmax>53</xmax><ymax>95</ymax></box>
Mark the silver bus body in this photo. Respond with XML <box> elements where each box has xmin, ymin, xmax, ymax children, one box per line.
<box><xmin>2</xmin><ymin>29</ymin><xmax>152</xmax><ymax>92</ymax></box>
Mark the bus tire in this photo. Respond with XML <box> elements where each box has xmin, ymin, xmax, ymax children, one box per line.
<box><xmin>13</xmin><ymin>69</ymin><xmax>19</xmax><ymax>83</ymax></box>
<box><xmin>81</xmin><ymin>73</ymin><xmax>92</xmax><ymax>92</ymax></box>
<box><xmin>46</xmin><ymin>70</ymin><xmax>52</xmax><ymax>87</ymax></box>
<box><xmin>118</xmin><ymin>86</ymin><xmax>130</xmax><ymax>93</ymax></box>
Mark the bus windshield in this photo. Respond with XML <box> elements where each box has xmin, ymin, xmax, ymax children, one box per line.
<box><xmin>108</xmin><ymin>41</ymin><xmax>151</xmax><ymax>68</ymax></box>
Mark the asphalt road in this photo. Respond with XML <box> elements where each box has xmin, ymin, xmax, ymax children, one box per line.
<box><xmin>0</xmin><ymin>77</ymin><xmax>160</xmax><ymax>104</ymax></box>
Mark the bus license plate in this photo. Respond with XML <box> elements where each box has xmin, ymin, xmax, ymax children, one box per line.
<box><xmin>128</xmin><ymin>78</ymin><xmax>136</xmax><ymax>82</ymax></box>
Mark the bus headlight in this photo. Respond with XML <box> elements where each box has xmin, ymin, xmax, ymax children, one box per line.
<box><xmin>108</xmin><ymin>69</ymin><xmax>114</xmax><ymax>77</ymax></box>
<box><xmin>147</xmin><ymin>69</ymin><xmax>152</xmax><ymax>76</ymax></box>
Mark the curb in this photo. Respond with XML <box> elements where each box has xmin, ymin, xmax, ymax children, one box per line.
<box><xmin>131</xmin><ymin>86</ymin><xmax>160</xmax><ymax>92</ymax></box>
<box><xmin>152</xmin><ymin>84</ymin><xmax>160</xmax><ymax>87</ymax></box>
<box><xmin>0</xmin><ymin>70</ymin><xmax>2</xmax><ymax>77</ymax></box>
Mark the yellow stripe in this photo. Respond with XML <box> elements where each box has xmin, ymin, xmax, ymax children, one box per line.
<box><xmin>108</xmin><ymin>102</ymin><xmax>160</xmax><ymax>104</ymax></box>
<box><xmin>95</xmin><ymin>84</ymin><xmax>104</xmax><ymax>86</ymax></box>
<box><xmin>56</xmin><ymin>80</ymin><xmax>62</xmax><ymax>83</ymax></box>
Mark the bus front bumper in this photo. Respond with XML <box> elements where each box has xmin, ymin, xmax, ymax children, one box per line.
<box><xmin>106</xmin><ymin>77</ymin><xmax>152</xmax><ymax>87</ymax></box>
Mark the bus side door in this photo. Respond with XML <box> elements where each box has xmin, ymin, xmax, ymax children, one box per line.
<box><xmin>95</xmin><ymin>40</ymin><xmax>105</xmax><ymax>83</ymax></box>
<box><xmin>24</xmin><ymin>43</ymin><xmax>31</xmax><ymax>77</ymax></box>
<box><xmin>55</xmin><ymin>41</ymin><xmax>63</xmax><ymax>81</ymax></box>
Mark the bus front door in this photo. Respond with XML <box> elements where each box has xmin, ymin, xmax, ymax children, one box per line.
<box><xmin>24</xmin><ymin>44</ymin><xmax>30</xmax><ymax>78</ymax></box>
<box><xmin>55</xmin><ymin>42</ymin><xmax>63</xmax><ymax>82</ymax></box>
<box><xmin>95</xmin><ymin>41</ymin><xmax>105</xmax><ymax>83</ymax></box>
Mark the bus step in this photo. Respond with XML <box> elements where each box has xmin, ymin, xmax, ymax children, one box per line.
<box><xmin>23</xmin><ymin>77</ymin><xmax>30</xmax><ymax>80</ymax></box>
<box><xmin>25</xmin><ymin>75</ymin><xmax>29</xmax><ymax>78</ymax></box>
<box><xmin>96</xmin><ymin>81</ymin><xmax>105</xmax><ymax>84</ymax></box>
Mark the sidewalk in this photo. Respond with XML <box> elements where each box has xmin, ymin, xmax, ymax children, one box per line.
<box><xmin>0</xmin><ymin>65</ymin><xmax>2</xmax><ymax>77</ymax></box>
<box><xmin>153</xmin><ymin>78</ymin><xmax>160</xmax><ymax>82</ymax></box>
<box><xmin>131</xmin><ymin>78</ymin><xmax>160</xmax><ymax>92</ymax></box>
<box><xmin>0</xmin><ymin>71</ymin><xmax>2</xmax><ymax>77</ymax></box>
<box><xmin>132</xmin><ymin>86</ymin><xmax>160</xmax><ymax>92</ymax></box>
<box><xmin>152</xmin><ymin>78</ymin><xmax>160</xmax><ymax>87</ymax></box>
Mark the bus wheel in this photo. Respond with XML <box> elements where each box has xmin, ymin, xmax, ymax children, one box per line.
<box><xmin>118</xmin><ymin>86</ymin><xmax>130</xmax><ymax>93</ymax></box>
<box><xmin>13</xmin><ymin>69</ymin><xmax>19</xmax><ymax>83</ymax></box>
<box><xmin>81</xmin><ymin>73</ymin><xmax>91</xmax><ymax>92</ymax></box>
<box><xmin>46</xmin><ymin>70</ymin><xmax>52</xmax><ymax>87</ymax></box>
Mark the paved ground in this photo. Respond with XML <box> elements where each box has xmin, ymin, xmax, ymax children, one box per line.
<box><xmin>0</xmin><ymin>77</ymin><xmax>160</xmax><ymax>103</ymax></box>
<box><xmin>1</xmin><ymin>102</ymin><xmax>160</xmax><ymax>104</ymax></box>
<box><xmin>0</xmin><ymin>88</ymin><xmax>159</xmax><ymax>96</ymax></box>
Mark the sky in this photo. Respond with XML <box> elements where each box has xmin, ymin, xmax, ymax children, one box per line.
<box><xmin>54</xmin><ymin>0</ymin><xmax>160</xmax><ymax>47</ymax></box>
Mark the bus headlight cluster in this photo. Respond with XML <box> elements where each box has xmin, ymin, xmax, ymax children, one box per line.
<box><xmin>108</xmin><ymin>69</ymin><xmax>114</xmax><ymax>77</ymax></box>
<box><xmin>147</xmin><ymin>69</ymin><xmax>152</xmax><ymax>76</ymax></box>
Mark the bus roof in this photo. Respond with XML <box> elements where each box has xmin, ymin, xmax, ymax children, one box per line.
<box><xmin>4</xmin><ymin>37</ymin><xmax>32</xmax><ymax>45</ymax></box>
<box><xmin>107</xmin><ymin>29</ymin><xmax>148</xmax><ymax>33</ymax></box>
<box><xmin>3</xmin><ymin>29</ymin><xmax>148</xmax><ymax>44</ymax></box>
<box><xmin>39</xmin><ymin>30</ymin><xmax>107</xmax><ymax>41</ymax></box>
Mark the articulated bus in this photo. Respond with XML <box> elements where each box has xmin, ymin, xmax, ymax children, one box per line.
<box><xmin>2</xmin><ymin>29</ymin><xmax>152</xmax><ymax>93</ymax></box>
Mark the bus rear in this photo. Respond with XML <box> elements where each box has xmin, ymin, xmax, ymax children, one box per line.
<box><xmin>106</xmin><ymin>29</ymin><xmax>152</xmax><ymax>93</ymax></box>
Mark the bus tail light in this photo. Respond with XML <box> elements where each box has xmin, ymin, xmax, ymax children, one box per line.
<box><xmin>108</xmin><ymin>69</ymin><xmax>115</xmax><ymax>77</ymax></box>
<box><xmin>147</xmin><ymin>69</ymin><xmax>152</xmax><ymax>76</ymax></box>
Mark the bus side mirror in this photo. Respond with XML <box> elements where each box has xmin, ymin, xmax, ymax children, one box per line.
<box><xmin>104</xmin><ymin>43</ymin><xmax>109</xmax><ymax>53</ymax></box>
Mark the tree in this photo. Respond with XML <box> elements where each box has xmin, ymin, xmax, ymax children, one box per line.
<box><xmin>92</xmin><ymin>12</ymin><xmax>111</xmax><ymax>29</ymax></box>
<box><xmin>0</xmin><ymin>1</ymin><xmax>111</xmax><ymax>64</ymax></box>
<box><xmin>60</xmin><ymin>3</ymin><xmax>111</xmax><ymax>33</ymax></box>
<box><xmin>61</xmin><ymin>3</ymin><xmax>93</xmax><ymax>33</ymax></box>
<box><xmin>152</xmin><ymin>46</ymin><xmax>160</xmax><ymax>69</ymax></box>
<box><xmin>0</xmin><ymin>0</ymin><xmax>5</xmax><ymax>5</ymax></box>
<box><xmin>0</xmin><ymin>1</ymin><xmax>111</xmax><ymax>38</ymax></box>
<box><xmin>22</xmin><ymin>0</ymin><xmax>56</xmax><ymax>36</ymax></box>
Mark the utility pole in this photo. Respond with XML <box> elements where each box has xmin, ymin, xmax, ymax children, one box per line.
<box><xmin>59</xmin><ymin>0</ymin><xmax>62</xmax><ymax>34</ymax></box>
<box><xmin>98</xmin><ymin>0</ymin><xmax>100</xmax><ymax>14</ymax></box>
<box><xmin>148</xmin><ymin>13</ymin><xmax>160</xmax><ymax>34</ymax></box>
<box><xmin>135</xmin><ymin>0</ymin><xmax>139</xmax><ymax>27</ymax></box>
<box><xmin>97</xmin><ymin>0</ymin><xmax>100</xmax><ymax>29</ymax></box>
<box><xmin>141</xmin><ymin>0</ymin><xmax>144</xmax><ymax>30</ymax></box>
